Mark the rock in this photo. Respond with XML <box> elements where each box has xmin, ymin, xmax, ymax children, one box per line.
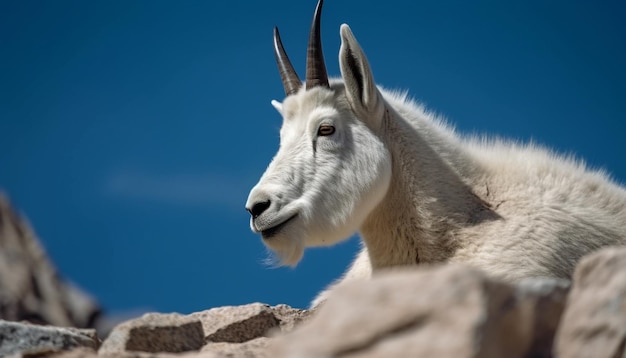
<box><xmin>554</xmin><ymin>246</ymin><xmax>626</xmax><ymax>357</ymax></box>
<box><xmin>193</xmin><ymin>303</ymin><xmax>279</xmax><ymax>344</ymax></box>
<box><xmin>0</xmin><ymin>319</ymin><xmax>99</xmax><ymax>357</ymax></box>
<box><xmin>202</xmin><ymin>337</ymin><xmax>271</xmax><ymax>358</ymax></box>
<box><xmin>99</xmin><ymin>312</ymin><xmax>205</xmax><ymax>354</ymax></box>
<box><xmin>0</xmin><ymin>194</ymin><xmax>101</xmax><ymax>329</ymax></box>
<box><xmin>273</xmin><ymin>264</ymin><xmax>569</xmax><ymax>358</ymax></box>
<box><xmin>100</xmin><ymin>303</ymin><xmax>308</xmax><ymax>356</ymax></box>
<box><xmin>271</xmin><ymin>304</ymin><xmax>313</xmax><ymax>333</ymax></box>
<box><xmin>514</xmin><ymin>277</ymin><xmax>570</xmax><ymax>355</ymax></box>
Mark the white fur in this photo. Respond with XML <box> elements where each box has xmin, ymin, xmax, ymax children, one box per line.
<box><xmin>246</xmin><ymin>24</ymin><xmax>626</xmax><ymax>308</ymax></box>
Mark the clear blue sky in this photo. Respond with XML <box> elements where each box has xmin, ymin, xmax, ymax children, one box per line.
<box><xmin>1</xmin><ymin>0</ymin><xmax>625</xmax><ymax>316</ymax></box>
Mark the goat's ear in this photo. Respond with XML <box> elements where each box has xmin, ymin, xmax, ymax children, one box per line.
<box><xmin>271</xmin><ymin>100</ymin><xmax>284</xmax><ymax>115</ymax></box>
<box><xmin>339</xmin><ymin>24</ymin><xmax>382</xmax><ymax>119</ymax></box>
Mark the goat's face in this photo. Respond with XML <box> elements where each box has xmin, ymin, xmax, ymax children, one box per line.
<box><xmin>246</xmin><ymin>85</ymin><xmax>391</xmax><ymax>265</ymax></box>
<box><xmin>246</xmin><ymin>0</ymin><xmax>390</xmax><ymax>265</ymax></box>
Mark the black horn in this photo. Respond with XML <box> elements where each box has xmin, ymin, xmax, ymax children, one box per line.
<box><xmin>305</xmin><ymin>0</ymin><xmax>330</xmax><ymax>89</ymax></box>
<box><xmin>274</xmin><ymin>27</ymin><xmax>302</xmax><ymax>96</ymax></box>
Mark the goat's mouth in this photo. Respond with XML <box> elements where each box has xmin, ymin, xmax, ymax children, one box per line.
<box><xmin>261</xmin><ymin>214</ymin><xmax>298</xmax><ymax>239</ymax></box>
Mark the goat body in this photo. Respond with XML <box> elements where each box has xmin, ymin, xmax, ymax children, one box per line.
<box><xmin>245</xmin><ymin>0</ymin><xmax>626</xmax><ymax>307</ymax></box>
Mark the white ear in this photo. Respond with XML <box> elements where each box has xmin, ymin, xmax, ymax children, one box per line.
<box><xmin>339</xmin><ymin>24</ymin><xmax>382</xmax><ymax>118</ymax></box>
<box><xmin>271</xmin><ymin>100</ymin><xmax>283</xmax><ymax>114</ymax></box>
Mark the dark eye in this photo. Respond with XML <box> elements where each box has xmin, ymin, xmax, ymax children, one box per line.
<box><xmin>318</xmin><ymin>125</ymin><xmax>335</xmax><ymax>136</ymax></box>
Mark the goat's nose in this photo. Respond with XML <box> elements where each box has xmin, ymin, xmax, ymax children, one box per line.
<box><xmin>246</xmin><ymin>200</ymin><xmax>271</xmax><ymax>219</ymax></box>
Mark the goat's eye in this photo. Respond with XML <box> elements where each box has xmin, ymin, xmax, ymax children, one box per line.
<box><xmin>318</xmin><ymin>125</ymin><xmax>335</xmax><ymax>136</ymax></box>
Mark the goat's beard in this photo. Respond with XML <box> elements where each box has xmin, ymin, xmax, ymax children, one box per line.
<box><xmin>263</xmin><ymin>228</ymin><xmax>306</xmax><ymax>267</ymax></box>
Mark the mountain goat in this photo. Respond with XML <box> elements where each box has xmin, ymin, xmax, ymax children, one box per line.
<box><xmin>245</xmin><ymin>0</ymin><xmax>626</xmax><ymax>307</ymax></box>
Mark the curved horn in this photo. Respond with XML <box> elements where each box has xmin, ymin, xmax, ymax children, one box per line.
<box><xmin>274</xmin><ymin>27</ymin><xmax>302</xmax><ymax>96</ymax></box>
<box><xmin>305</xmin><ymin>0</ymin><xmax>329</xmax><ymax>89</ymax></box>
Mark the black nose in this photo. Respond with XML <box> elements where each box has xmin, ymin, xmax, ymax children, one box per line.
<box><xmin>247</xmin><ymin>200</ymin><xmax>271</xmax><ymax>219</ymax></box>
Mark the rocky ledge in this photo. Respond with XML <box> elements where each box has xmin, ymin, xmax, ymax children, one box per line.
<box><xmin>3</xmin><ymin>246</ymin><xmax>626</xmax><ymax>357</ymax></box>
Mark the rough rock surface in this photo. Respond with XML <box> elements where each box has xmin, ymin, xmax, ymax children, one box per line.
<box><xmin>554</xmin><ymin>246</ymin><xmax>626</xmax><ymax>357</ymax></box>
<box><xmin>272</xmin><ymin>265</ymin><xmax>569</xmax><ymax>358</ymax></box>
<box><xmin>99</xmin><ymin>303</ymin><xmax>309</xmax><ymax>357</ymax></box>
<box><xmin>0</xmin><ymin>319</ymin><xmax>99</xmax><ymax>357</ymax></box>
<box><xmin>4</xmin><ymin>303</ymin><xmax>310</xmax><ymax>357</ymax></box>
<box><xmin>0</xmin><ymin>194</ymin><xmax>101</xmax><ymax>329</ymax></box>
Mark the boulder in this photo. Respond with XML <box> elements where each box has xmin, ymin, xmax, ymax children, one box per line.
<box><xmin>272</xmin><ymin>264</ymin><xmax>569</xmax><ymax>358</ymax></box>
<box><xmin>554</xmin><ymin>246</ymin><xmax>626</xmax><ymax>357</ymax></box>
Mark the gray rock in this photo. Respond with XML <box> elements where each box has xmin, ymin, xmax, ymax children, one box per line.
<box><xmin>273</xmin><ymin>264</ymin><xmax>568</xmax><ymax>358</ymax></box>
<box><xmin>0</xmin><ymin>320</ymin><xmax>99</xmax><ymax>356</ymax></box>
<box><xmin>554</xmin><ymin>246</ymin><xmax>626</xmax><ymax>357</ymax></box>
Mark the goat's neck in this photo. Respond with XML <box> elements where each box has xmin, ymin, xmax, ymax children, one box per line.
<box><xmin>360</xmin><ymin>106</ymin><xmax>492</xmax><ymax>270</ymax></box>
